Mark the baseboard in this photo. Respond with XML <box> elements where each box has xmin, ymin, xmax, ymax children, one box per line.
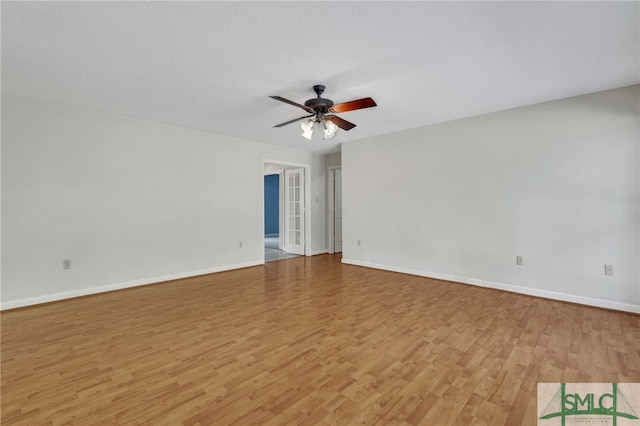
<box><xmin>7</xmin><ymin>258</ymin><xmax>636</xmax><ymax>314</ymax></box>
<box><xmin>341</xmin><ymin>258</ymin><xmax>640</xmax><ymax>314</ymax></box>
<box><xmin>0</xmin><ymin>260</ymin><xmax>264</xmax><ymax>310</ymax></box>
<box><xmin>310</xmin><ymin>249</ymin><xmax>329</xmax><ymax>256</ymax></box>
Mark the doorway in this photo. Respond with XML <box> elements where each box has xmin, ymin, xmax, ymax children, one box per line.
<box><xmin>263</xmin><ymin>161</ymin><xmax>310</xmax><ymax>262</ymax></box>
<box><xmin>327</xmin><ymin>166</ymin><xmax>342</xmax><ymax>254</ymax></box>
<box><xmin>333</xmin><ymin>168</ymin><xmax>342</xmax><ymax>253</ymax></box>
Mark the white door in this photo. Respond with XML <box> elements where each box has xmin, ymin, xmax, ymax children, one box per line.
<box><xmin>334</xmin><ymin>169</ymin><xmax>343</xmax><ymax>253</ymax></box>
<box><xmin>284</xmin><ymin>168</ymin><xmax>305</xmax><ymax>255</ymax></box>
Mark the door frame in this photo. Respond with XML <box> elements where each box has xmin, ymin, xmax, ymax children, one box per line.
<box><xmin>264</xmin><ymin>170</ymin><xmax>284</xmax><ymax>250</ymax></box>
<box><xmin>327</xmin><ymin>165</ymin><xmax>342</xmax><ymax>254</ymax></box>
<box><xmin>263</xmin><ymin>160</ymin><xmax>311</xmax><ymax>261</ymax></box>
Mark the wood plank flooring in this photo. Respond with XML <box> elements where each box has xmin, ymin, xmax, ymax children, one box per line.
<box><xmin>2</xmin><ymin>254</ymin><xmax>639</xmax><ymax>425</ymax></box>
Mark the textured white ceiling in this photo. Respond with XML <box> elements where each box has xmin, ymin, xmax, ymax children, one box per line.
<box><xmin>2</xmin><ymin>1</ymin><xmax>638</xmax><ymax>153</ymax></box>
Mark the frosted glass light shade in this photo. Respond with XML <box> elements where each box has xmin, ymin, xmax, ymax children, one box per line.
<box><xmin>301</xmin><ymin>119</ymin><xmax>314</xmax><ymax>140</ymax></box>
<box><xmin>323</xmin><ymin>119</ymin><xmax>338</xmax><ymax>139</ymax></box>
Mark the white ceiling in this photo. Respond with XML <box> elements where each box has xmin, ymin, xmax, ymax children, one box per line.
<box><xmin>2</xmin><ymin>1</ymin><xmax>638</xmax><ymax>154</ymax></box>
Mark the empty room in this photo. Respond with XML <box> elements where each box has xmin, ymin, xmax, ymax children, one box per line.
<box><xmin>1</xmin><ymin>2</ymin><xmax>639</xmax><ymax>425</ymax></box>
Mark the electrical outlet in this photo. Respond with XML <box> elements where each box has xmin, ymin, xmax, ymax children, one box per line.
<box><xmin>516</xmin><ymin>256</ymin><xmax>523</xmax><ymax>266</ymax></box>
<box><xmin>63</xmin><ymin>259</ymin><xmax>72</xmax><ymax>269</ymax></box>
<box><xmin>604</xmin><ymin>264</ymin><xmax>614</xmax><ymax>276</ymax></box>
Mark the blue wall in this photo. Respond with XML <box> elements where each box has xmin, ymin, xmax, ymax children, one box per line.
<box><xmin>264</xmin><ymin>174</ymin><xmax>279</xmax><ymax>236</ymax></box>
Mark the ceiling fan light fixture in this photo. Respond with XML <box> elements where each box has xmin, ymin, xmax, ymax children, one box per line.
<box><xmin>323</xmin><ymin>119</ymin><xmax>338</xmax><ymax>139</ymax></box>
<box><xmin>301</xmin><ymin>118</ymin><xmax>314</xmax><ymax>140</ymax></box>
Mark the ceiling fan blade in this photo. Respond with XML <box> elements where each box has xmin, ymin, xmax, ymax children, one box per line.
<box><xmin>269</xmin><ymin>95</ymin><xmax>314</xmax><ymax>113</ymax></box>
<box><xmin>328</xmin><ymin>97</ymin><xmax>377</xmax><ymax>113</ymax></box>
<box><xmin>273</xmin><ymin>114</ymin><xmax>315</xmax><ymax>128</ymax></box>
<box><xmin>326</xmin><ymin>115</ymin><xmax>356</xmax><ymax>131</ymax></box>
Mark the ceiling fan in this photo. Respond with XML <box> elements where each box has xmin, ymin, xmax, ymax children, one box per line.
<box><xmin>270</xmin><ymin>85</ymin><xmax>377</xmax><ymax>140</ymax></box>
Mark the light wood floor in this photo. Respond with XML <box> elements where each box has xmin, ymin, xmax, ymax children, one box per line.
<box><xmin>2</xmin><ymin>254</ymin><xmax>639</xmax><ymax>425</ymax></box>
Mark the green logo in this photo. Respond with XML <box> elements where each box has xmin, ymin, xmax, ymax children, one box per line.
<box><xmin>538</xmin><ymin>383</ymin><xmax>639</xmax><ymax>426</ymax></box>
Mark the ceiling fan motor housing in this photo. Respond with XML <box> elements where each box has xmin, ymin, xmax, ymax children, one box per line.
<box><xmin>304</xmin><ymin>84</ymin><xmax>334</xmax><ymax>112</ymax></box>
<box><xmin>304</xmin><ymin>97</ymin><xmax>334</xmax><ymax>111</ymax></box>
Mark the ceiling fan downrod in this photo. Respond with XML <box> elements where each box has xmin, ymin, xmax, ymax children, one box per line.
<box><xmin>313</xmin><ymin>85</ymin><xmax>325</xmax><ymax>97</ymax></box>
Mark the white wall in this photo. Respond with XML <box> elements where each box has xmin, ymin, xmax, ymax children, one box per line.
<box><xmin>343</xmin><ymin>86</ymin><xmax>639</xmax><ymax>313</ymax></box>
<box><xmin>325</xmin><ymin>152</ymin><xmax>341</xmax><ymax>169</ymax></box>
<box><xmin>1</xmin><ymin>95</ymin><xmax>326</xmax><ymax>308</ymax></box>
